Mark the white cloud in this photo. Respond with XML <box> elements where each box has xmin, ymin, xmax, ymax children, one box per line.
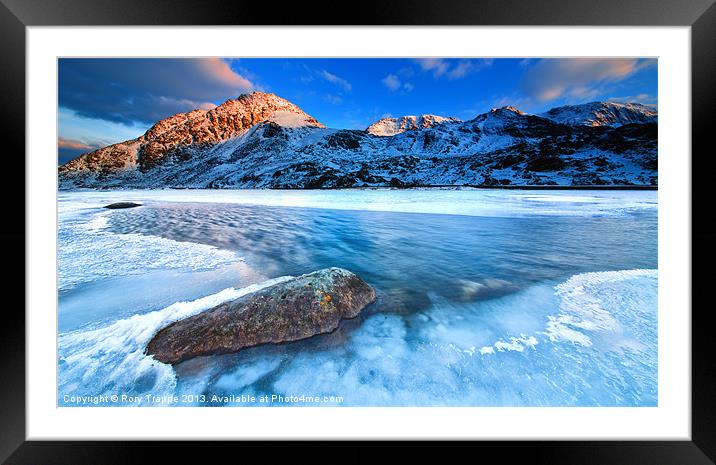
<box><xmin>447</xmin><ymin>60</ymin><xmax>474</xmax><ymax>79</ymax></box>
<box><xmin>381</xmin><ymin>74</ymin><xmax>415</xmax><ymax>93</ymax></box>
<box><xmin>382</xmin><ymin>74</ymin><xmax>402</xmax><ymax>91</ymax></box>
<box><xmin>415</xmin><ymin>58</ymin><xmax>492</xmax><ymax>80</ymax></box>
<box><xmin>397</xmin><ymin>67</ymin><xmax>415</xmax><ymax>78</ymax></box>
<box><xmin>415</xmin><ymin>58</ymin><xmax>450</xmax><ymax>78</ymax></box>
<box><xmin>320</xmin><ymin>70</ymin><xmax>352</xmax><ymax>92</ymax></box>
<box><xmin>324</xmin><ymin>94</ymin><xmax>343</xmax><ymax>105</ymax></box>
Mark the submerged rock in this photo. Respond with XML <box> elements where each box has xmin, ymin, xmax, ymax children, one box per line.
<box><xmin>372</xmin><ymin>288</ymin><xmax>433</xmax><ymax>315</ymax></box>
<box><xmin>103</xmin><ymin>202</ymin><xmax>142</xmax><ymax>209</ymax></box>
<box><xmin>450</xmin><ymin>278</ymin><xmax>518</xmax><ymax>302</ymax></box>
<box><xmin>146</xmin><ymin>268</ymin><xmax>376</xmax><ymax>364</ymax></box>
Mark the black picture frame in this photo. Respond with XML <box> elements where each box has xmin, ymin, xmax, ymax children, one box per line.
<box><xmin>2</xmin><ymin>0</ymin><xmax>714</xmax><ymax>462</ymax></box>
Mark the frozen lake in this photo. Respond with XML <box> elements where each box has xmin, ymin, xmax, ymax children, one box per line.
<box><xmin>57</xmin><ymin>188</ymin><xmax>658</xmax><ymax>406</ymax></box>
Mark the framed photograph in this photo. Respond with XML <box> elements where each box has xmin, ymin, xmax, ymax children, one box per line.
<box><xmin>5</xmin><ymin>0</ymin><xmax>715</xmax><ymax>462</ymax></box>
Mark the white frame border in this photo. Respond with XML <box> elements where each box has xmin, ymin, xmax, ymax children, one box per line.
<box><xmin>27</xmin><ymin>26</ymin><xmax>691</xmax><ymax>440</ymax></box>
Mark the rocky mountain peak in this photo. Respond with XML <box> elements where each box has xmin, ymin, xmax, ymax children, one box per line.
<box><xmin>366</xmin><ymin>114</ymin><xmax>460</xmax><ymax>136</ymax></box>
<box><xmin>490</xmin><ymin>106</ymin><xmax>525</xmax><ymax>115</ymax></box>
<box><xmin>59</xmin><ymin>91</ymin><xmax>324</xmax><ymax>173</ymax></box>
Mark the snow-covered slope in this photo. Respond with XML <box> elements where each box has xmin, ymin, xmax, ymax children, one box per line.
<box><xmin>58</xmin><ymin>92</ymin><xmax>324</xmax><ymax>174</ymax></box>
<box><xmin>539</xmin><ymin>102</ymin><xmax>657</xmax><ymax>127</ymax></box>
<box><xmin>59</xmin><ymin>97</ymin><xmax>658</xmax><ymax>189</ymax></box>
<box><xmin>366</xmin><ymin>114</ymin><xmax>461</xmax><ymax>136</ymax></box>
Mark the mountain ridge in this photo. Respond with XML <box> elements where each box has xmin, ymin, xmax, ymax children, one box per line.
<box><xmin>538</xmin><ymin>101</ymin><xmax>657</xmax><ymax>127</ymax></box>
<box><xmin>59</xmin><ymin>92</ymin><xmax>324</xmax><ymax>174</ymax></box>
<box><xmin>366</xmin><ymin>114</ymin><xmax>462</xmax><ymax>136</ymax></box>
<box><xmin>59</xmin><ymin>93</ymin><xmax>658</xmax><ymax>189</ymax></box>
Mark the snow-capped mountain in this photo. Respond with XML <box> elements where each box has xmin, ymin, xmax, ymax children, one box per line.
<box><xmin>59</xmin><ymin>93</ymin><xmax>658</xmax><ymax>189</ymax></box>
<box><xmin>59</xmin><ymin>92</ymin><xmax>324</xmax><ymax>174</ymax></box>
<box><xmin>366</xmin><ymin>114</ymin><xmax>461</xmax><ymax>136</ymax></box>
<box><xmin>539</xmin><ymin>101</ymin><xmax>657</xmax><ymax>127</ymax></box>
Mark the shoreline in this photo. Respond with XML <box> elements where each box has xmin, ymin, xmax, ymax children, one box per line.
<box><xmin>61</xmin><ymin>184</ymin><xmax>658</xmax><ymax>192</ymax></box>
<box><xmin>271</xmin><ymin>184</ymin><xmax>658</xmax><ymax>191</ymax></box>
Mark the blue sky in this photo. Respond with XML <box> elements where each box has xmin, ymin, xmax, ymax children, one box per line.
<box><xmin>58</xmin><ymin>57</ymin><xmax>657</xmax><ymax>163</ymax></box>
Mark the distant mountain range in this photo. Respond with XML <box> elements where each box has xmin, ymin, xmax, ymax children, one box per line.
<box><xmin>366</xmin><ymin>114</ymin><xmax>462</xmax><ymax>136</ymax></box>
<box><xmin>59</xmin><ymin>92</ymin><xmax>658</xmax><ymax>189</ymax></box>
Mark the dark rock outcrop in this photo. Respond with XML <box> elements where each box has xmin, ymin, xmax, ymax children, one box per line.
<box><xmin>103</xmin><ymin>202</ymin><xmax>142</xmax><ymax>209</ymax></box>
<box><xmin>146</xmin><ymin>268</ymin><xmax>376</xmax><ymax>364</ymax></box>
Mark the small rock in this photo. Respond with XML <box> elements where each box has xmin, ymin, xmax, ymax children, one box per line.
<box><xmin>373</xmin><ymin>288</ymin><xmax>432</xmax><ymax>315</ymax></box>
<box><xmin>104</xmin><ymin>202</ymin><xmax>142</xmax><ymax>209</ymax></box>
<box><xmin>146</xmin><ymin>268</ymin><xmax>376</xmax><ymax>364</ymax></box>
<box><xmin>451</xmin><ymin>278</ymin><xmax>518</xmax><ymax>302</ymax></box>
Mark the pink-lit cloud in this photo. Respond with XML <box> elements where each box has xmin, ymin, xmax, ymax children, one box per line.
<box><xmin>198</xmin><ymin>58</ymin><xmax>255</xmax><ymax>92</ymax></box>
<box><xmin>58</xmin><ymin>137</ymin><xmax>98</xmax><ymax>151</ymax></box>
<box><xmin>607</xmin><ymin>93</ymin><xmax>658</xmax><ymax>105</ymax></box>
<box><xmin>58</xmin><ymin>137</ymin><xmax>104</xmax><ymax>164</ymax></box>
<box><xmin>520</xmin><ymin>58</ymin><xmax>656</xmax><ymax>102</ymax></box>
<box><xmin>59</xmin><ymin>58</ymin><xmax>256</xmax><ymax>126</ymax></box>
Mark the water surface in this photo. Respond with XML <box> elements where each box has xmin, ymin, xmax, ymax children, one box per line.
<box><xmin>57</xmin><ymin>189</ymin><xmax>658</xmax><ymax>406</ymax></box>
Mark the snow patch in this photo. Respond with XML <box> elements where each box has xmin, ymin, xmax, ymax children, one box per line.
<box><xmin>267</xmin><ymin>110</ymin><xmax>316</xmax><ymax>128</ymax></box>
<box><xmin>544</xmin><ymin>269</ymin><xmax>658</xmax><ymax>347</ymax></box>
<box><xmin>493</xmin><ymin>335</ymin><xmax>539</xmax><ymax>352</ymax></box>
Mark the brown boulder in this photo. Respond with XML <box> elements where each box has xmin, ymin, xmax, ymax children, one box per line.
<box><xmin>146</xmin><ymin>268</ymin><xmax>375</xmax><ymax>364</ymax></box>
